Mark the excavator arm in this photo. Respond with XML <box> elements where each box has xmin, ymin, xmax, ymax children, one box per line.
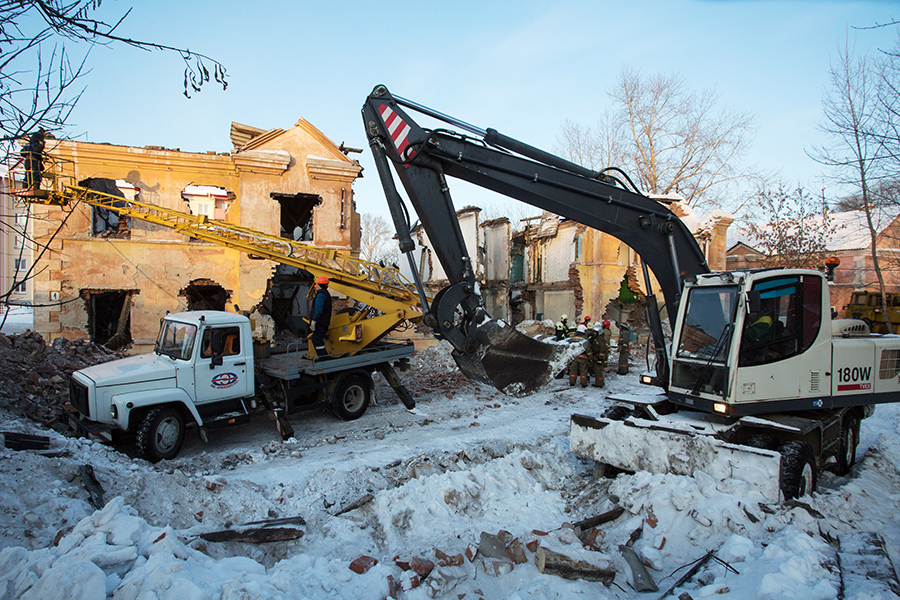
<box><xmin>16</xmin><ymin>183</ymin><xmax>426</xmax><ymax>356</ymax></box>
<box><xmin>362</xmin><ymin>85</ymin><xmax>710</xmax><ymax>392</ymax></box>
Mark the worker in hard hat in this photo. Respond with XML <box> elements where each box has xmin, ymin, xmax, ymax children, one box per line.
<box><xmin>568</xmin><ymin>324</ymin><xmax>592</xmax><ymax>387</ymax></box>
<box><xmin>555</xmin><ymin>314</ymin><xmax>570</xmax><ymax>340</ymax></box>
<box><xmin>309</xmin><ymin>275</ymin><xmax>332</xmax><ymax>358</ymax></box>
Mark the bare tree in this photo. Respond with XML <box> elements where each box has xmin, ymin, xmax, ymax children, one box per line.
<box><xmin>745</xmin><ymin>184</ymin><xmax>842</xmax><ymax>269</ymax></box>
<box><xmin>0</xmin><ymin>1</ymin><xmax>227</xmax><ymax>330</ymax></box>
<box><xmin>0</xmin><ymin>0</ymin><xmax>227</xmax><ymax>145</ymax></box>
<box><xmin>360</xmin><ymin>213</ymin><xmax>399</xmax><ymax>266</ymax></box>
<box><xmin>810</xmin><ymin>36</ymin><xmax>894</xmax><ymax>332</ymax></box>
<box><xmin>557</xmin><ymin>67</ymin><xmax>756</xmax><ymax>211</ymax></box>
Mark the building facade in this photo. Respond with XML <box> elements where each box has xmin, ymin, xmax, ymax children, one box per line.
<box><xmin>25</xmin><ymin>119</ymin><xmax>361</xmax><ymax>351</ymax></box>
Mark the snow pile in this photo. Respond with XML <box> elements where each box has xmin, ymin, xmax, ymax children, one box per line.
<box><xmin>0</xmin><ymin>341</ymin><xmax>899</xmax><ymax>598</ymax></box>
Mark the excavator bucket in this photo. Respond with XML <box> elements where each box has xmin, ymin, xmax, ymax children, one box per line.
<box><xmin>451</xmin><ymin>319</ymin><xmax>584</xmax><ymax>397</ymax></box>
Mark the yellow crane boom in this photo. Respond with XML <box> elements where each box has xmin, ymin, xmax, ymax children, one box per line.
<box><xmin>19</xmin><ymin>184</ymin><xmax>427</xmax><ymax>355</ymax></box>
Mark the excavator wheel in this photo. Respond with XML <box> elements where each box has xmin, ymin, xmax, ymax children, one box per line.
<box><xmin>835</xmin><ymin>413</ymin><xmax>860</xmax><ymax>475</ymax></box>
<box><xmin>778</xmin><ymin>441</ymin><xmax>817</xmax><ymax>500</ymax></box>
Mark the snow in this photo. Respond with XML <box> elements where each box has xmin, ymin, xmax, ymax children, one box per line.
<box><xmin>1</xmin><ymin>341</ymin><xmax>899</xmax><ymax>599</ymax></box>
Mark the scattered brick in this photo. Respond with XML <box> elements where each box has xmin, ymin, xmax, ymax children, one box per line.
<box><xmin>349</xmin><ymin>555</ymin><xmax>378</xmax><ymax>574</ymax></box>
<box><xmin>435</xmin><ymin>549</ymin><xmax>465</xmax><ymax>567</ymax></box>
<box><xmin>506</xmin><ymin>539</ymin><xmax>527</xmax><ymax>564</ymax></box>
<box><xmin>482</xmin><ymin>558</ymin><xmax>514</xmax><ymax>577</ymax></box>
<box><xmin>409</xmin><ymin>556</ymin><xmax>435</xmax><ymax>578</ymax></box>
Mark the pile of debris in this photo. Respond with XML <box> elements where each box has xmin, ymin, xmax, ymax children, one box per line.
<box><xmin>0</xmin><ymin>331</ymin><xmax>125</xmax><ymax>431</ymax></box>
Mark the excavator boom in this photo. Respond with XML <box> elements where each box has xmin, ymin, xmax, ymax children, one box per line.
<box><xmin>362</xmin><ymin>85</ymin><xmax>710</xmax><ymax>394</ymax></box>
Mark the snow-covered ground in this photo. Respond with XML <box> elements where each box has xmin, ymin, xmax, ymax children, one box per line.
<box><xmin>1</xmin><ymin>340</ymin><xmax>899</xmax><ymax>599</ymax></box>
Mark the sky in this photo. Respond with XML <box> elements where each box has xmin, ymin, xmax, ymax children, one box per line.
<box><xmin>53</xmin><ymin>0</ymin><xmax>900</xmax><ymax>223</ymax></box>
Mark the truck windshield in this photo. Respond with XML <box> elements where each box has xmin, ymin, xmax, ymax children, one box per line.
<box><xmin>155</xmin><ymin>320</ymin><xmax>198</xmax><ymax>361</ymax></box>
<box><xmin>676</xmin><ymin>285</ymin><xmax>738</xmax><ymax>363</ymax></box>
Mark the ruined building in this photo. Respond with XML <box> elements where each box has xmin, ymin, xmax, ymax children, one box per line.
<box><xmin>405</xmin><ymin>200</ymin><xmax>733</xmax><ymax>328</ymax></box>
<box><xmin>27</xmin><ymin>119</ymin><xmax>361</xmax><ymax>352</ymax></box>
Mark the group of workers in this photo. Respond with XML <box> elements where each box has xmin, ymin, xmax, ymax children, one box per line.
<box><xmin>556</xmin><ymin>313</ymin><xmax>634</xmax><ymax>388</ymax></box>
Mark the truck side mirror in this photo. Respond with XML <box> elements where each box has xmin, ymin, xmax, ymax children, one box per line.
<box><xmin>210</xmin><ymin>355</ymin><xmax>223</xmax><ymax>368</ymax></box>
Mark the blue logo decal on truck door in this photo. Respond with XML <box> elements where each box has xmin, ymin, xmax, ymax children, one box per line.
<box><xmin>211</xmin><ymin>372</ymin><xmax>239</xmax><ymax>389</ymax></box>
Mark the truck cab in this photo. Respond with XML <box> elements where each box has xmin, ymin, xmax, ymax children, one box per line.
<box><xmin>69</xmin><ymin>311</ymin><xmax>255</xmax><ymax>461</ymax></box>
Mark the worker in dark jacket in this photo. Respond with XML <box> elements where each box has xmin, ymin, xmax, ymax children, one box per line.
<box><xmin>309</xmin><ymin>275</ymin><xmax>332</xmax><ymax>358</ymax></box>
<box><xmin>568</xmin><ymin>324</ymin><xmax>591</xmax><ymax>387</ymax></box>
<box><xmin>555</xmin><ymin>314</ymin><xmax>570</xmax><ymax>340</ymax></box>
<box><xmin>21</xmin><ymin>130</ymin><xmax>45</xmax><ymax>192</ymax></box>
<box><xmin>589</xmin><ymin>322</ymin><xmax>609</xmax><ymax>388</ymax></box>
<box><xmin>617</xmin><ymin>321</ymin><xmax>633</xmax><ymax>375</ymax></box>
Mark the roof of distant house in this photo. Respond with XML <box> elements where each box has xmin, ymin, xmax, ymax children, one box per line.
<box><xmin>727</xmin><ymin>207</ymin><xmax>900</xmax><ymax>253</ymax></box>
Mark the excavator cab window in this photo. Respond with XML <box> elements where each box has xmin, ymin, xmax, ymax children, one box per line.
<box><xmin>738</xmin><ymin>275</ymin><xmax>822</xmax><ymax>367</ymax></box>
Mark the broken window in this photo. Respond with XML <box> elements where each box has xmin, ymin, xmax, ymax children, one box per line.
<box><xmin>83</xmin><ymin>290</ymin><xmax>134</xmax><ymax>350</ymax></box>
<box><xmin>182</xmin><ymin>185</ymin><xmax>234</xmax><ymax>220</ymax></box>
<box><xmin>272</xmin><ymin>192</ymin><xmax>320</xmax><ymax>242</ymax></box>
<box><xmin>82</xmin><ymin>178</ymin><xmax>135</xmax><ymax>238</ymax></box>
<box><xmin>180</xmin><ymin>280</ymin><xmax>230</xmax><ymax>311</ymax></box>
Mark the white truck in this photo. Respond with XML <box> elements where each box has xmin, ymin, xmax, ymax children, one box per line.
<box><xmin>68</xmin><ymin>310</ymin><xmax>415</xmax><ymax>461</ymax></box>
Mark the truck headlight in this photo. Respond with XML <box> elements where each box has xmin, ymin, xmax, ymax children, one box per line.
<box><xmin>713</xmin><ymin>403</ymin><xmax>728</xmax><ymax>414</ymax></box>
<box><xmin>111</xmin><ymin>405</ymin><xmax>118</xmax><ymax>419</ymax></box>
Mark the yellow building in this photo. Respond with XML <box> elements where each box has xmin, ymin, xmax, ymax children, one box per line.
<box><xmin>28</xmin><ymin>119</ymin><xmax>361</xmax><ymax>352</ymax></box>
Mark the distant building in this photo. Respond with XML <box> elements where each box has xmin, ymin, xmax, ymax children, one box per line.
<box><xmin>0</xmin><ymin>164</ymin><xmax>34</xmax><ymax>308</ymax></box>
<box><xmin>403</xmin><ymin>197</ymin><xmax>732</xmax><ymax>328</ymax></box>
<box><xmin>727</xmin><ymin>208</ymin><xmax>900</xmax><ymax>315</ymax></box>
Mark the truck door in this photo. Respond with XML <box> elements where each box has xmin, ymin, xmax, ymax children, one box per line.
<box><xmin>195</xmin><ymin>326</ymin><xmax>253</xmax><ymax>404</ymax></box>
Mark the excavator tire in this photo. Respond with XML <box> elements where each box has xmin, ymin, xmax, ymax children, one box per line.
<box><xmin>835</xmin><ymin>414</ymin><xmax>860</xmax><ymax>475</ymax></box>
<box><xmin>778</xmin><ymin>441</ymin><xmax>817</xmax><ymax>500</ymax></box>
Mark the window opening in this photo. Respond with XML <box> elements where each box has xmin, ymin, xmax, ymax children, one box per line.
<box><xmin>272</xmin><ymin>192</ymin><xmax>320</xmax><ymax>242</ymax></box>
<box><xmin>180</xmin><ymin>280</ymin><xmax>230</xmax><ymax>311</ymax></box>
<box><xmin>182</xmin><ymin>185</ymin><xmax>234</xmax><ymax>220</ymax></box>
<box><xmin>81</xmin><ymin>178</ymin><xmax>135</xmax><ymax>238</ymax></box>
<box><xmin>83</xmin><ymin>290</ymin><xmax>134</xmax><ymax>350</ymax></box>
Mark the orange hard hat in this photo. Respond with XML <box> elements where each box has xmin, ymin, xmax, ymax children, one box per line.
<box><xmin>315</xmin><ymin>276</ymin><xmax>329</xmax><ymax>285</ymax></box>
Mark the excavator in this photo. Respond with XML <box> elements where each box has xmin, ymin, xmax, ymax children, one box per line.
<box><xmin>12</xmin><ymin>178</ymin><xmax>426</xmax><ymax>459</ymax></box>
<box><xmin>362</xmin><ymin>84</ymin><xmax>900</xmax><ymax>500</ymax></box>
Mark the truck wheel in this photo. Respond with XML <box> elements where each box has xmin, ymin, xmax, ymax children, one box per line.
<box><xmin>332</xmin><ymin>374</ymin><xmax>371</xmax><ymax>420</ymax></box>
<box><xmin>835</xmin><ymin>415</ymin><xmax>859</xmax><ymax>475</ymax></box>
<box><xmin>136</xmin><ymin>407</ymin><xmax>185</xmax><ymax>462</ymax></box>
<box><xmin>779</xmin><ymin>441</ymin><xmax>817</xmax><ymax>500</ymax></box>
